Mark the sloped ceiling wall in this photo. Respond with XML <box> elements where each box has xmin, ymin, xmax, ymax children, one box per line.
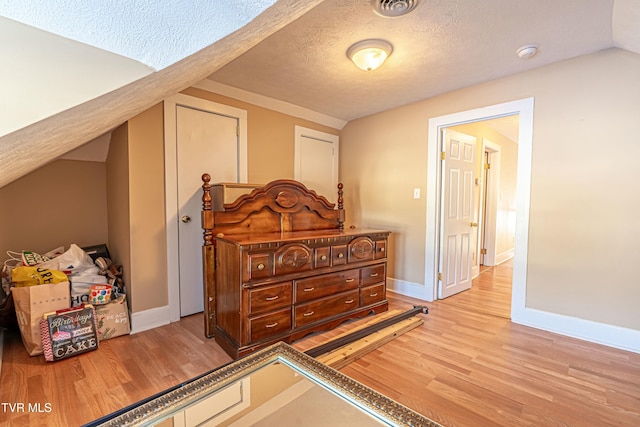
<box><xmin>0</xmin><ymin>0</ymin><xmax>323</xmax><ymax>188</ymax></box>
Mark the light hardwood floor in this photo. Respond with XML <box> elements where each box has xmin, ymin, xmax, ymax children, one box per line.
<box><xmin>1</xmin><ymin>261</ymin><xmax>638</xmax><ymax>426</ymax></box>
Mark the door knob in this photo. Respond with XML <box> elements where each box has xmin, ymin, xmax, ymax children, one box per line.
<box><xmin>470</xmin><ymin>222</ymin><xmax>478</xmax><ymax>227</ymax></box>
<box><xmin>181</xmin><ymin>215</ymin><xmax>192</xmax><ymax>223</ymax></box>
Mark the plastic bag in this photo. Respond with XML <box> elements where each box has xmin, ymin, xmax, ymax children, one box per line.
<box><xmin>37</xmin><ymin>244</ymin><xmax>98</xmax><ymax>275</ymax></box>
<box><xmin>10</xmin><ymin>266</ymin><xmax>68</xmax><ymax>287</ymax></box>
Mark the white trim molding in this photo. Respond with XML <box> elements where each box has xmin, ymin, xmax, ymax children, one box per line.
<box><xmin>495</xmin><ymin>249</ymin><xmax>514</xmax><ymax>265</ymax></box>
<box><xmin>386</xmin><ymin>278</ymin><xmax>428</xmax><ymax>301</ymax></box>
<box><xmin>130</xmin><ymin>305</ymin><xmax>171</xmax><ymax>335</ymax></box>
<box><xmin>512</xmin><ymin>308</ymin><xmax>640</xmax><ymax>354</ymax></box>
<box><xmin>193</xmin><ymin>79</ymin><xmax>347</xmax><ymax>130</ymax></box>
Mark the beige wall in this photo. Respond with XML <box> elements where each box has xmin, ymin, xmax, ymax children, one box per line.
<box><xmin>106</xmin><ymin>123</ymin><xmax>133</xmax><ymax>308</ymax></box>
<box><xmin>181</xmin><ymin>87</ymin><xmax>340</xmax><ymax>184</ymax></box>
<box><xmin>0</xmin><ymin>159</ymin><xmax>108</xmax><ymax>263</ymax></box>
<box><xmin>126</xmin><ymin>104</ymin><xmax>169</xmax><ymax>313</ymax></box>
<box><xmin>341</xmin><ymin>48</ymin><xmax>640</xmax><ymax>331</ymax></box>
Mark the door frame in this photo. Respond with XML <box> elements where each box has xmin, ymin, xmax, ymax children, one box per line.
<box><xmin>164</xmin><ymin>93</ymin><xmax>248</xmax><ymax>322</ymax></box>
<box><xmin>425</xmin><ymin>98</ymin><xmax>533</xmax><ymax>321</ymax></box>
<box><xmin>479</xmin><ymin>138</ymin><xmax>501</xmax><ymax>267</ymax></box>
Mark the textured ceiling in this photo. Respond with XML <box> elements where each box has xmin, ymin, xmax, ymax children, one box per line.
<box><xmin>0</xmin><ymin>0</ymin><xmax>277</xmax><ymax>70</ymax></box>
<box><xmin>208</xmin><ymin>0</ymin><xmax>636</xmax><ymax>122</ymax></box>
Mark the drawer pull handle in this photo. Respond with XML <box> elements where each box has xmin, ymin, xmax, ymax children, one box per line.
<box><xmin>256</xmin><ymin>263</ymin><xmax>265</xmax><ymax>271</ymax></box>
<box><xmin>380</xmin><ymin>247</ymin><xmax>385</xmax><ymax>252</ymax></box>
<box><xmin>265</xmin><ymin>322</ymin><xmax>279</xmax><ymax>328</ymax></box>
<box><xmin>370</xmin><ymin>292</ymin><xmax>378</xmax><ymax>297</ymax></box>
<box><xmin>345</xmin><ymin>278</ymin><xmax>355</xmax><ymax>283</ymax></box>
<box><xmin>370</xmin><ymin>273</ymin><xmax>379</xmax><ymax>277</ymax></box>
<box><xmin>303</xmin><ymin>287</ymin><xmax>315</xmax><ymax>292</ymax></box>
<box><xmin>345</xmin><ymin>299</ymin><xmax>355</xmax><ymax>304</ymax></box>
<box><xmin>320</xmin><ymin>255</ymin><xmax>327</xmax><ymax>261</ymax></box>
<box><xmin>337</xmin><ymin>253</ymin><xmax>344</xmax><ymax>259</ymax></box>
<box><xmin>303</xmin><ymin>311</ymin><xmax>315</xmax><ymax>317</ymax></box>
<box><xmin>265</xmin><ymin>295</ymin><xmax>279</xmax><ymax>301</ymax></box>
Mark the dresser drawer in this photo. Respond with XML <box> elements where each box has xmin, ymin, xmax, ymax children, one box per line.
<box><xmin>275</xmin><ymin>244</ymin><xmax>312</xmax><ymax>275</ymax></box>
<box><xmin>295</xmin><ymin>290</ymin><xmax>359</xmax><ymax>328</ymax></box>
<box><xmin>247</xmin><ymin>282</ymin><xmax>292</xmax><ymax>315</ymax></box>
<box><xmin>295</xmin><ymin>269</ymin><xmax>359</xmax><ymax>303</ymax></box>
<box><xmin>314</xmin><ymin>246</ymin><xmax>331</xmax><ymax>268</ymax></box>
<box><xmin>248</xmin><ymin>308</ymin><xmax>292</xmax><ymax>343</ymax></box>
<box><xmin>374</xmin><ymin>239</ymin><xmax>387</xmax><ymax>259</ymax></box>
<box><xmin>360</xmin><ymin>283</ymin><xmax>385</xmax><ymax>307</ymax></box>
<box><xmin>247</xmin><ymin>253</ymin><xmax>273</xmax><ymax>280</ymax></box>
<box><xmin>361</xmin><ymin>264</ymin><xmax>386</xmax><ymax>286</ymax></box>
<box><xmin>348</xmin><ymin>237</ymin><xmax>374</xmax><ymax>263</ymax></box>
<box><xmin>331</xmin><ymin>244</ymin><xmax>348</xmax><ymax>266</ymax></box>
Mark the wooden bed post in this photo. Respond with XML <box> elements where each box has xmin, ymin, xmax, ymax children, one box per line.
<box><xmin>337</xmin><ymin>183</ymin><xmax>345</xmax><ymax>230</ymax></box>
<box><xmin>201</xmin><ymin>174</ymin><xmax>216</xmax><ymax>338</ymax></box>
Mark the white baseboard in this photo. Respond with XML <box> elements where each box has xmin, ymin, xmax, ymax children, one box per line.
<box><xmin>512</xmin><ymin>307</ymin><xmax>640</xmax><ymax>354</ymax></box>
<box><xmin>389</xmin><ymin>276</ymin><xmax>639</xmax><ymax>354</ymax></box>
<box><xmin>386</xmin><ymin>277</ymin><xmax>433</xmax><ymax>302</ymax></box>
<box><xmin>495</xmin><ymin>249</ymin><xmax>514</xmax><ymax>265</ymax></box>
<box><xmin>130</xmin><ymin>305</ymin><xmax>171</xmax><ymax>334</ymax></box>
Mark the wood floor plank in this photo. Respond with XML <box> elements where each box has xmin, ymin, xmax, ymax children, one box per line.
<box><xmin>1</xmin><ymin>260</ymin><xmax>638</xmax><ymax>426</ymax></box>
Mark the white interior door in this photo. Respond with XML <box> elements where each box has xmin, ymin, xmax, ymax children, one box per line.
<box><xmin>294</xmin><ymin>126</ymin><xmax>339</xmax><ymax>203</ymax></box>
<box><xmin>438</xmin><ymin>129</ymin><xmax>477</xmax><ymax>299</ymax></box>
<box><xmin>165</xmin><ymin>94</ymin><xmax>247</xmax><ymax>320</ymax></box>
<box><xmin>176</xmin><ymin>106</ymin><xmax>239</xmax><ymax>316</ymax></box>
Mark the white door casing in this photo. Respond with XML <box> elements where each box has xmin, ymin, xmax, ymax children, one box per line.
<box><xmin>294</xmin><ymin>126</ymin><xmax>339</xmax><ymax>203</ymax></box>
<box><xmin>479</xmin><ymin>138</ymin><xmax>501</xmax><ymax>267</ymax></box>
<box><xmin>165</xmin><ymin>93</ymin><xmax>247</xmax><ymax>321</ymax></box>
<box><xmin>438</xmin><ymin>129</ymin><xmax>476</xmax><ymax>299</ymax></box>
<box><xmin>425</xmin><ymin>98</ymin><xmax>533</xmax><ymax>324</ymax></box>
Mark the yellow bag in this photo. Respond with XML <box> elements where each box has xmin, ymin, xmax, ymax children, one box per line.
<box><xmin>11</xmin><ymin>266</ymin><xmax>68</xmax><ymax>287</ymax></box>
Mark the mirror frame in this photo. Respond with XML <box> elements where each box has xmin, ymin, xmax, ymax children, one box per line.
<box><xmin>85</xmin><ymin>342</ymin><xmax>442</xmax><ymax>427</ymax></box>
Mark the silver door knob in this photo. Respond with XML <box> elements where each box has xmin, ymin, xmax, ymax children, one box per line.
<box><xmin>181</xmin><ymin>215</ymin><xmax>192</xmax><ymax>223</ymax></box>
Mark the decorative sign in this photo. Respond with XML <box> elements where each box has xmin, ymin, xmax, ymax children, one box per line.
<box><xmin>40</xmin><ymin>305</ymin><xmax>99</xmax><ymax>362</ymax></box>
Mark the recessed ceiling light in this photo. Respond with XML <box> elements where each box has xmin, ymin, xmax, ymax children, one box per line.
<box><xmin>516</xmin><ymin>44</ymin><xmax>538</xmax><ymax>59</ymax></box>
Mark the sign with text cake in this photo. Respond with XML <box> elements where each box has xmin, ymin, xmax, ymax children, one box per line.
<box><xmin>40</xmin><ymin>304</ymin><xmax>99</xmax><ymax>362</ymax></box>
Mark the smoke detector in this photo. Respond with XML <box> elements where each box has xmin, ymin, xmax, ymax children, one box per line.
<box><xmin>372</xmin><ymin>0</ymin><xmax>421</xmax><ymax>17</ymax></box>
<box><xmin>516</xmin><ymin>44</ymin><xmax>538</xmax><ymax>59</ymax></box>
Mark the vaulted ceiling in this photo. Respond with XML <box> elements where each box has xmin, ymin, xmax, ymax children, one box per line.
<box><xmin>1</xmin><ymin>0</ymin><xmax>638</xmax><ymax>187</ymax></box>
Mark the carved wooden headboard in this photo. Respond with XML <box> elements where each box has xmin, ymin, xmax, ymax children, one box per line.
<box><xmin>200</xmin><ymin>173</ymin><xmax>345</xmax><ymax>336</ymax></box>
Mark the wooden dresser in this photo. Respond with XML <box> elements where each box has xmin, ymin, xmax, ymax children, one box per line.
<box><xmin>201</xmin><ymin>175</ymin><xmax>390</xmax><ymax>359</ymax></box>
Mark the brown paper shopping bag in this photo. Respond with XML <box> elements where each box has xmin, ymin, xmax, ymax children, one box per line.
<box><xmin>11</xmin><ymin>282</ymin><xmax>70</xmax><ymax>355</ymax></box>
<box><xmin>95</xmin><ymin>295</ymin><xmax>130</xmax><ymax>341</ymax></box>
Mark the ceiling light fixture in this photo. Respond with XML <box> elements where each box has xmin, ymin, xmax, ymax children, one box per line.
<box><xmin>516</xmin><ymin>44</ymin><xmax>538</xmax><ymax>59</ymax></box>
<box><xmin>347</xmin><ymin>39</ymin><xmax>393</xmax><ymax>71</ymax></box>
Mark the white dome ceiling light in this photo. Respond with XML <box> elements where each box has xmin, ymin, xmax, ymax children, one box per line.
<box><xmin>347</xmin><ymin>39</ymin><xmax>393</xmax><ymax>71</ymax></box>
<box><xmin>516</xmin><ymin>44</ymin><xmax>539</xmax><ymax>59</ymax></box>
<box><xmin>372</xmin><ymin>0</ymin><xmax>421</xmax><ymax>17</ymax></box>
